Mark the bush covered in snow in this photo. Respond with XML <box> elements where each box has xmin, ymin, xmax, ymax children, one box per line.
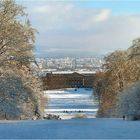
<box><xmin>0</xmin><ymin>75</ymin><xmax>42</xmax><ymax>120</ymax></box>
<box><xmin>116</xmin><ymin>82</ymin><xmax>140</xmax><ymax>120</ymax></box>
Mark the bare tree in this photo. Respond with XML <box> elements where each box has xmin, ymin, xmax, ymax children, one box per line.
<box><xmin>95</xmin><ymin>39</ymin><xmax>140</xmax><ymax>117</ymax></box>
<box><xmin>0</xmin><ymin>0</ymin><xmax>36</xmax><ymax>70</ymax></box>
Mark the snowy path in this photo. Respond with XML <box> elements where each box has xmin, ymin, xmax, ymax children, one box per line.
<box><xmin>44</xmin><ymin>88</ymin><xmax>98</xmax><ymax>119</ymax></box>
<box><xmin>0</xmin><ymin>119</ymin><xmax>140</xmax><ymax>139</ymax></box>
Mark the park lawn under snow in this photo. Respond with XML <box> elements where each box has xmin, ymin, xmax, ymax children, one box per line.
<box><xmin>0</xmin><ymin>118</ymin><xmax>140</xmax><ymax>139</ymax></box>
<box><xmin>44</xmin><ymin>88</ymin><xmax>98</xmax><ymax>119</ymax></box>
<box><xmin>0</xmin><ymin>88</ymin><xmax>140</xmax><ymax>139</ymax></box>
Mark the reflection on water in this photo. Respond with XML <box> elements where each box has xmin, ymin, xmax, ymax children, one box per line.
<box><xmin>44</xmin><ymin>88</ymin><xmax>98</xmax><ymax>119</ymax></box>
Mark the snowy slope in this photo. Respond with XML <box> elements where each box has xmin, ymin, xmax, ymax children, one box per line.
<box><xmin>44</xmin><ymin>88</ymin><xmax>98</xmax><ymax>119</ymax></box>
<box><xmin>0</xmin><ymin>119</ymin><xmax>140</xmax><ymax>139</ymax></box>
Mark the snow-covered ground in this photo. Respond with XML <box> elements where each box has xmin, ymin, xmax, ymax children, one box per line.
<box><xmin>0</xmin><ymin>88</ymin><xmax>140</xmax><ymax>139</ymax></box>
<box><xmin>52</xmin><ymin>71</ymin><xmax>96</xmax><ymax>74</ymax></box>
<box><xmin>0</xmin><ymin>119</ymin><xmax>140</xmax><ymax>139</ymax></box>
<box><xmin>44</xmin><ymin>88</ymin><xmax>98</xmax><ymax>119</ymax></box>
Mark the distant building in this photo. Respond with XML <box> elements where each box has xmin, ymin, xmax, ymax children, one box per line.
<box><xmin>41</xmin><ymin>72</ymin><xmax>96</xmax><ymax>90</ymax></box>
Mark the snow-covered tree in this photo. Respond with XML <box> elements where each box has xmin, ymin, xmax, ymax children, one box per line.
<box><xmin>116</xmin><ymin>82</ymin><xmax>140</xmax><ymax>120</ymax></box>
<box><xmin>0</xmin><ymin>0</ymin><xmax>45</xmax><ymax>119</ymax></box>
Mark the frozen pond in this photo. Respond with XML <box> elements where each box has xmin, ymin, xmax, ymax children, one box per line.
<box><xmin>44</xmin><ymin>88</ymin><xmax>98</xmax><ymax>119</ymax></box>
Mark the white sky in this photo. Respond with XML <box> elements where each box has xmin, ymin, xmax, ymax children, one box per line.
<box><xmin>18</xmin><ymin>0</ymin><xmax>140</xmax><ymax>57</ymax></box>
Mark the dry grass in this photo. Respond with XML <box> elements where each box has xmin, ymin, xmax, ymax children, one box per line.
<box><xmin>72</xmin><ymin>114</ymin><xmax>87</xmax><ymax>119</ymax></box>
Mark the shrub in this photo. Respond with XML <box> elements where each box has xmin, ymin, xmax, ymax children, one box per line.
<box><xmin>116</xmin><ymin>82</ymin><xmax>140</xmax><ymax>120</ymax></box>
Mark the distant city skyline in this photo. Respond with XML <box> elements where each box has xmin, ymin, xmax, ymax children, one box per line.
<box><xmin>36</xmin><ymin>57</ymin><xmax>104</xmax><ymax>74</ymax></box>
<box><xmin>18</xmin><ymin>0</ymin><xmax>140</xmax><ymax>58</ymax></box>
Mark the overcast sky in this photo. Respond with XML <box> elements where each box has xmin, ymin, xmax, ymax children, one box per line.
<box><xmin>18</xmin><ymin>0</ymin><xmax>140</xmax><ymax>58</ymax></box>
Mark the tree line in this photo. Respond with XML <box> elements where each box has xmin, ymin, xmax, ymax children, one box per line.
<box><xmin>95</xmin><ymin>38</ymin><xmax>140</xmax><ymax>120</ymax></box>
